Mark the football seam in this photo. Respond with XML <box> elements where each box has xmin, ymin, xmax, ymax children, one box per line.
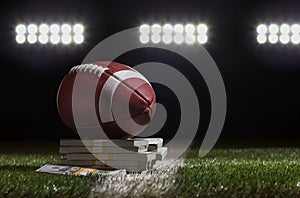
<box><xmin>70</xmin><ymin>63</ymin><xmax>152</xmax><ymax>122</ymax></box>
<box><xmin>70</xmin><ymin>63</ymin><xmax>153</xmax><ymax>106</ymax></box>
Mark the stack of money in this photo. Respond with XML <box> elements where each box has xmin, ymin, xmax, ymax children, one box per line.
<box><xmin>59</xmin><ymin>138</ymin><xmax>167</xmax><ymax>172</ymax></box>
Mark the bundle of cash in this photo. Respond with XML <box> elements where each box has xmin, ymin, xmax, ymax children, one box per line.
<box><xmin>58</xmin><ymin>138</ymin><xmax>167</xmax><ymax>172</ymax></box>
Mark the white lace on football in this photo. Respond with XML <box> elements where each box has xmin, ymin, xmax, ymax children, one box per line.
<box><xmin>70</xmin><ymin>64</ymin><xmax>108</xmax><ymax>77</ymax></box>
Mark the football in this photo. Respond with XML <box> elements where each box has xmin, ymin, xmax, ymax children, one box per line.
<box><xmin>57</xmin><ymin>61</ymin><xmax>156</xmax><ymax>139</ymax></box>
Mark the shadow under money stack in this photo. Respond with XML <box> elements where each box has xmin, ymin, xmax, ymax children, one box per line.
<box><xmin>59</xmin><ymin>138</ymin><xmax>168</xmax><ymax>172</ymax></box>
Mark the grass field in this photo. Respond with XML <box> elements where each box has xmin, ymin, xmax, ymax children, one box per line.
<box><xmin>0</xmin><ymin>143</ymin><xmax>299</xmax><ymax>197</ymax></box>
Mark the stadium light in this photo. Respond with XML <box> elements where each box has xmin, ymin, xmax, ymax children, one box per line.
<box><xmin>73</xmin><ymin>24</ymin><xmax>84</xmax><ymax>34</ymax></box>
<box><xmin>151</xmin><ymin>24</ymin><xmax>162</xmax><ymax>34</ymax></box>
<box><xmin>174</xmin><ymin>34</ymin><xmax>184</xmax><ymax>44</ymax></box>
<box><xmin>38</xmin><ymin>34</ymin><xmax>49</xmax><ymax>44</ymax></box>
<box><xmin>73</xmin><ymin>34</ymin><xmax>84</xmax><ymax>44</ymax></box>
<box><xmin>50</xmin><ymin>34</ymin><xmax>60</xmax><ymax>44</ymax></box>
<box><xmin>197</xmin><ymin>24</ymin><xmax>208</xmax><ymax>34</ymax></box>
<box><xmin>15</xmin><ymin>23</ymin><xmax>84</xmax><ymax>45</ymax></box>
<box><xmin>163</xmin><ymin>24</ymin><xmax>173</xmax><ymax>34</ymax></box>
<box><xmin>16</xmin><ymin>24</ymin><xmax>26</xmax><ymax>34</ymax></box>
<box><xmin>27</xmin><ymin>34</ymin><xmax>37</xmax><ymax>44</ymax></box>
<box><xmin>268</xmin><ymin>24</ymin><xmax>279</xmax><ymax>34</ymax></box>
<box><xmin>139</xmin><ymin>24</ymin><xmax>150</xmax><ymax>34</ymax></box>
<box><xmin>50</xmin><ymin>24</ymin><xmax>60</xmax><ymax>34</ymax></box>
<box><xmin>39</xmin><ymin>24</ymin><xmax>49</xmax><ymax>34</ymax></box>
<box><xmin>139</xmin><ymin>23</ymin><xmax>208</xmax><ymax>45</ymax></box>
<box><xmin>27</xmin><ymin>24</ymin><xmax>38</xmax><ymax>34</ymax></box>
<box><xmin>256</xmin><ymin>23</ymin><xmax>300</xmax><ymax>45</ymax></box>
<box><xmin>185</xmin><ymin>24</ymin><xmax>195</xmax><ymax>34</ymax></box>
<box><xmin>16</xmin><ymin>34</ymin><xmax>26</xmax><ymax>44</ymax></box>
<box><xmin>162</xmin><ymin>34</ymin><xmax>172</xmax><ymax>44</ymax></box>
<box><xmin>174</xmin><ymin>24</ymin><xmax>184</xmax><ymax>34</ymax></box>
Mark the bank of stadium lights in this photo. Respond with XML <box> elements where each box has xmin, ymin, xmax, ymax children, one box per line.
<box><xmin>139</xmin><ymin>23</ymin><xmax>208</xmax><ymax>45</ymax></box>
<box><xmin>15</xmin><ymin>23</ymin><xmax>84</xmax><ymax>45</ymax></box>
<box><xmin>256</xmin><ymin>23</ymin><xmax>300</xmax><ymax>45</ymax></box>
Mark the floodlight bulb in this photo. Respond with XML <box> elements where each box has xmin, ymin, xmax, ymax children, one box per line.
<box><xmin>185</xmin><ymin>34</ymin><xmax>196</xmax><ymax>44</ymax></box>
<box><xmin>16</xmin><ymin>24</ymin><xmax>26</xmax><ymax>34</ymax></box>
<box><xmin>256</xmin><ymin>24</ymin><xmax>267</xmax><ymax>34</ymax></box>
<box><xmin>280</xmin><ymin>24</ymin><xmax>290</xmax><ymax>34</ymax></box>
<box><xmin>162</xmin><ymin>34</ymin><xmax>172</xmax><ymax>44</ymax></box>
<box><xmin>16</xmin><ymin>34</ymin><xmax>26</xmax><ymax>44</ymax></box>
<box><xmin>174</xmin><ymin>24</ymin><xmax>184</xmax><ymax>34</ymax></box>
<box><xmin>39</xmin><ymin>24</ymin><xmax>49</xmax><ymax>34</ymax></box>
<box><xmin>50</xmin><ymin>34</ymin><xmax>60</xmax><ymax>44</ymax></box>
<box><xmin>256</xmin><ymin>34</ymin><xmax>267</xmax><ymax>44</ymax></box>
<box><xmin>151</xmin><ymin>24</ymin><xmax>162</xmax><ymax>34</ymax></box>
<box><xmin>197</xmin><ymin>34</ymin><xmax>208</xmax><ymax>44</ymax></box>
<box><xmin>268</xmin><ymin>24</ymin><xmax>279</xmax><ymax>34</ymax></box>
<box><xmin>197</xmin><ymin>24</ymin><xmax>208</xmax><ymax>34</ymax></box>
<box><xmin>61</xmin><ymin>34</ymin><xmax>72</xmax><ymax>44</ymax></box>
<box><xmin>185</xmin><ymin>24</ymin><xmax>195</xmax><ymax>34</ymax></box>
<box><xmin>73</xmin><ymin>34</ymin><xmax>84</xmax><ymax>44</ymax></box>
<box><xmin>27</xmin><ymin>24</ymin><xmax>38</xmax><ymax>34</ymax></box>
<box><xmin>38</xmin><ymin>34</ymin><xmax>49</xmax><ymax>44</ymax></box>
<box><xmin>139</xmin><ymin>34</ymin><xmax>150</xmax><ymax>44</ymax></box>
<box><xmin>291</xmin><ymin>24</ymin><xmax>300</xmax><ymax>34</ymax></box>
<box><xmin>268</xmin><ymin>34</ymin><xmax>278</xmax><ymax>44</ymax></box>
<box><xmin>139</xmin><ymin>24</ymin><xmax>150</xmax><ymax>34</ymax></box>
<box><xmin>174</xmin><ymin>34</ymin><xmax>184</xmax><ymax>44</ymax></box>
<box><xmin>73</xmin><ymin>24</ymin><xmax>84</xmax><ymax>34</ymax></box>
<box><xmin>163</xmin><ymin>24</ymin><xmax>173</xmax><ymax>34</ymax></box>
<box><xmin>151</xmin><ymin>34</ymin><xmax>161</xmax><ymax>43</ymax></box>
<box><xmin>50</xmin><ymin>24</ymin><xmax>60</xmax><ymax>34</ymax></box>
<box><xmin>291</xmin><ymin>34</ymin><xmax>300</xmax><ymax>44</ymax></box>
<box><xmin>27</xmin><ymin>34</ymin><xmax>37</xmax><ymax>44</ymax></box>
<box><xmin>279</xmin><ymin>34</ymin><xmax>290</xmax><ymax>44</ymax></box>
<box><xmin>61</xmin><ymin>24</ymin><xmax>71</xmax><ymax>34</ymax></box>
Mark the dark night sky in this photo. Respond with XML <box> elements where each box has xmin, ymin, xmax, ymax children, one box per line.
<box><xmin>0</xmin><ymin>0</ymin><xmax>300</xmax><ymax>142</ymax></box>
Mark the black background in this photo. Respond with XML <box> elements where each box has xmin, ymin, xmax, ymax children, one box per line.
<box><xmin>1</xmin><ymin>0</ymin><xmax>300</xmax><ymax>145</ymax></box>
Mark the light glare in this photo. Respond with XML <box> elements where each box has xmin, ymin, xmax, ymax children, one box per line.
<box><xmin>73</xmin><ymin>34</ymin><xmax>84</xmax><ymax>44</ymax></box>
<box><xmin>38</xmin><ymin>34</ymin><xmax>49</xmax><ymax>44</ymax></box>
<box><xmin>50</xmin><ymin>34</ymin><xmax>60</xmax><ymax>44</ymax></box>
<box><xmin>27</xmin><ymin>34</ymin><xmax>37</xmax><ymax>44</ymax></box>
<box><xmin>291</xmin><ymin>34</ymin><xmax>300</xmax><ymax>44</ymax></box>
<box><xmin>39</xmin><ymin>24</ymin><xmax>49</xmax><ymax>34</ymax></box>
<box><xmin>256</xmin><ymin>24</ymin><xmax>267</xmax><ymax>34</ymax></box>
<box><xmin>197</xmin><ymin>24</ymin><xmax>208</xmax><ymax>34</ymax></box>
<box><xmin>185</xmin><ymin>24</ymin><xmax>195</xmax><ymax>34</ymax></box>
<box><xmin>139</xmin><ymin>24</ymin><xmax>150</xmax><ymax>34</ymax></box>
<box><xmin>139</xmin><ymin>34</ymin><xmax>150</xmax><ymax>44</ymax></box>
<box><xmin>61</xmin><ymin>34</ymin><xmax>72</xmax><ymax>44</ymax></box>
<box><xmin>151</xmin><ymin>24</ymin><xmax>161</xmax><ymax>34</ymax></box>
<box><xmin>73</xmin><ymin>24</ymin><xmax>84</xmax><ymax>34</ymax></box>
<box><xmin>268</xmin><ymin>34</ymin><xmax>278</xmax><ymax>44</ymax></box>
<box><xmin>174</xmin><ymin>24</ymin><xmax>184</xmax><ymax>34</ymax></box>
<box><xmin>174</xmin><ymin>34</ymin><xmax>184</xmax><ymax>44</ymax></box>
<box><xmin>279</xmin><ymin>34</ymin><xmax>289</xmax><ymax>44</ymax></box>
<box><xmin>162</xmin><ymin>34</ymin><xmax>172</xmax><ymax>44</ymax></box>
<box><xmin>16</xmin><ymin>24</ymin><xmax>26</xmax><ymax>34</ymax></box>
<box><xmin>268</xmin><ymin>24</ymin><xmax>279</xmax><ymax>34</ymax></box>
<box><xmin>197</xmin><ymin>34</ymin><xmax>208</xmax><ymax>44</ymax></box>
<box><xmin>257</xmin><ymin>34</ymin><xmax>267</xmax><ymax>44</ymax></box>
<box><xmin>27</xmin><ymin>24</ymin><xmax>38</xmax><ymax>34</ymax></box>
<box><xmin>291</xmin><ymin>24</ymin><xmax>300</xmax><ymax>34</ymax></box>
<box><xmin>50</xmin><ymin>24</ymin><xmax>60</xmax><ymax>34</ymax></box>
<box><xmin>185</xmin><ymin>34</ymin><xmax>196</xmax><ymax>44</ymax></box>
<box><xmin>61</xmin><ymin>24</ymin><xmax>71</xmax><ymax>34</ymax></box>
<box><xmin>280</xmin><ymin>24</ymin><xmax>290</xmax><ymax>34</ymax></box>
<box><xmin>151</xmin><ymin>34</ymin><xmax>161</xmax><ymax>43</ymax></box>
<box><xmin>163</xmin><ymin>24</ymin><xmax>173</xmax><ymax>34</ymax></box>
<box><xmin>16</xmin><ymin>34</ymin><xmax>26</xmax><ymax>44</ymax></box>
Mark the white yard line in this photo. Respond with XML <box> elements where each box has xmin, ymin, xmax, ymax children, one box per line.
<box><xmin>90</xmin><ymin>159</ymin><xmax>184</xmax><ymax>197</ymax></box>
